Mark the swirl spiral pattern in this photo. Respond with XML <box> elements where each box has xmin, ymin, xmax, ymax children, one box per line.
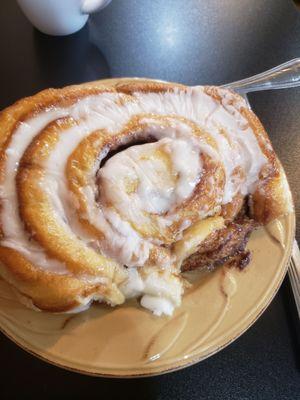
<box><xmin>0</xmin><ymin>80</ymin><xmax>292</xmax><ymax>315</ymax></box>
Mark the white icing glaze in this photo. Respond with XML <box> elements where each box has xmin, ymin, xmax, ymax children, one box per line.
<box><xmin>99</xmin><ymin>137</ymin><xmax>201</xmax><ymax>229</ymax></box>
<box><xmin>0</xmin><ymin>86</ymin><xmax>268</xmax><ymax>315</ymax></box>
<box><xmin>121</xmin><ymin>267</ymin><xmax>183</xmax><ymax>316</ymax></box>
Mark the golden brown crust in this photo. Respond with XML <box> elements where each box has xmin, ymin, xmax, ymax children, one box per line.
<box><xmin>0</xmin><ymin>79</ymin><xmax>293</xmax><ymax>312</ymax></box>
<box><xmin>238</xmin><ymin>106</ymin><xmax>290</xmax><ymax>223</ymax></box>
<box><xmin>115</xmin><ymin>80</ymin><xmax>185</xmax><ymax>94</ymax></box>
<box><xmin>0</xmin><ymin>247</ymin><xmax>101</xmax><ymax>312</ymax></box>
<box><xmin>204</xmin><ymin>85</ymin><xmax>293</xmax><ymax>223</ymax></box>
<box><xmin>0</xmin><ymin>83</ymin><xmax>126</xmax><ymax>311</ymax></box>
<box><xmin>67</xmin><ymin>112</ymin><xmax>224</xmax><ymax>244</ymax></box>
<box><xmin>17</xmin><ymin>118</ymin><xmax>121</xmax><ymax>279</ymax></box>
<box><xmin>221</xmin><ymin>192</ymin><xmax>245</xmax><ymax>222</ymax></box>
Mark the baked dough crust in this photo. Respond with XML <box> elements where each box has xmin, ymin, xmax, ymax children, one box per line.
<box><xmin>0</xmin><ymin>80</ymin><xmax>293</xmax><ymax>312</ymax></box>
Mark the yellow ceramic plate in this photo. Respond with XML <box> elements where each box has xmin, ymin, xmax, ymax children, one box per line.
<box><xmin>0</xmin><ymin>79</ymin><xmax>295</xmax><ymax>377</ymax></box>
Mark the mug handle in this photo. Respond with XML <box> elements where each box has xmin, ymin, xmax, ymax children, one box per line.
<box><xmin>81</xmin><ymin>0</ymin><xmax>112</xmax><ymax>14</ymax></box>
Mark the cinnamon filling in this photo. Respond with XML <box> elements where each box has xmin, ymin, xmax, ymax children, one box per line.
<box><xmin>182</xmin><ymin>205</ymin><xmax>258</xmax><ymax>272</ymax></box>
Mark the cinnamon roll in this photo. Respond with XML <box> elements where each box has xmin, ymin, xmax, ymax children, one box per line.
<box><xmin>0</xmin><ymin>80</ymin><xmax>293</xmax><ymax>315</ymax></box>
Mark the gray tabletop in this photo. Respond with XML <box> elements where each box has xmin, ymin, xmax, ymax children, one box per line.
<box><xmin>0</xmin><ymin>1</ymin><xmax>300</xmax><ymax>399</ymax></box>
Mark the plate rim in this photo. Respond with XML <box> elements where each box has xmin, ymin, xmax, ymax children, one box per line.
<box><xmin>0</xmin><ymin>221</ymin><xmax>294</xmax><ymax>378</ymax></box>
<box><xmin>0</xmin><ymin>78</ymin><xmax>296</xmax><ymax>377</ymax></box>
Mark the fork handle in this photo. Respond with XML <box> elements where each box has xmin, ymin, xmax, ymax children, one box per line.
<box><xmin>221</xmin><ymin>58</ymin><xmax>300</xmax><ymax>93</ymax></box>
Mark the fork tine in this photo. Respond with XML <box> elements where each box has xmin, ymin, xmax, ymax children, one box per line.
<box><xmin>292</xmin><ymin>240</ymin><xmax>300</xmax><ymax>277</ymax></box>
<box><xmin>288</xmin><ymin>240</ymin><xmax>300</xmax><ymax>319</ymax></box>
<box><xmin>288</xmin><ymin>278</ymin><xmax>300</xmax><ymax>315</ymax></box>
<box><xmin>290</xmin><ymin>260</ymin><xmax>300</xmax><ymax>286</ymax></box>
<box><xmin>289</xmin><ymin>267</ymin><xmax>300</xmax><ymax>302</ymax></box>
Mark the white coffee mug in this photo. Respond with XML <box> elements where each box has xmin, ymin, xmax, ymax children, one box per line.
<box><xmin>17</xmin><ymin>0</ymin><xmax>112</xmax><ymax>36</ymax></box>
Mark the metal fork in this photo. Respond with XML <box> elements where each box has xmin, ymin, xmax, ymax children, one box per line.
<box><xmin>222</xmin><ymin>58</ymin><xmax>300</xmax><ymax>318</ymax></box>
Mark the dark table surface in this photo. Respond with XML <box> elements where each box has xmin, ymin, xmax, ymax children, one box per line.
<box><xmin>0</xmin><ymin>0</ymin><xmax>300</xmax><ymax>399</ymax></box>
